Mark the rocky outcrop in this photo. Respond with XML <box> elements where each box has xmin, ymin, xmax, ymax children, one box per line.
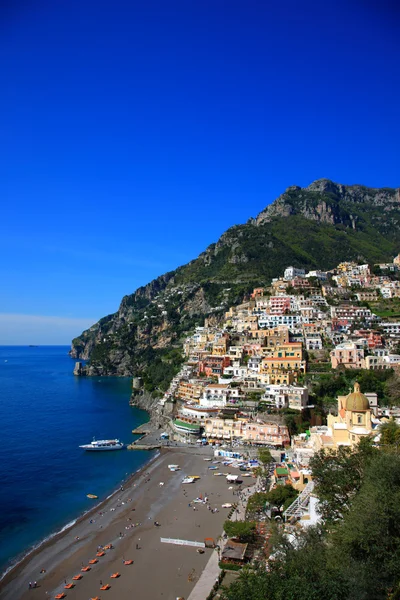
<box><xmin>256</xmin><ymin>179</ymin><xmax>399</xmax><ymax>226</ymax></box>
<box><xmin>71</xmin><ymin>179</ymin><xmax>400</xmax><ymax>395</ymax></box>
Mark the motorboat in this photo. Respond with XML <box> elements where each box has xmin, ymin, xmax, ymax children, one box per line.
<box><xmin>79</xmin><ymin>438</ymin><xmax>125</xmax><ymax>451</ymax></box>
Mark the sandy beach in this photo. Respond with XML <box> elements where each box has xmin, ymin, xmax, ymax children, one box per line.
<box><xmin>0</xmin><ymin>449</ymin><xmax>253</xmax><ymax>600</ymax></box>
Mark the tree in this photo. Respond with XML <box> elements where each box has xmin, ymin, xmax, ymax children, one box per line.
<box><xmin>223</xmin><ymin>520</ymin><xmax>256</xmax><ymax>543</ymax></box>
<box><xmin>379</xmin><ymin>418</ymin><xmax>400</xmax><ymax>447</ymax></box>
<box><xmin>333</xmin><ymin>452</ymin><xmax>400</xmax><ymax>598</ymax></box>
<box><xmin>310</xmin><ymin>438</ymin><xmax>377</xmax><ymax>522</ymax></box>
<box><xmin>223</xmin><ymin>449</ymin><xmax>400</xmax><ymax>600</ymax></box>
<box><xmin>220</xmin><ymin>567</ymin><xmax>271</xmax><ymax>600</ymax></box>
<box><xmin>246</xmin><ymin>492</ymin><xmax>269</xmax><ymax>514</ymax></box>
<box><xmin>386</xmin><ymin>371</ymin><xmax>400</xmax><ymax>406</ymax></box>
<box><xmin>258</xmin><ymin>448</ymin><xmax>273</xmax><ymax>466</ymax></box>
<box><xmin>264</xmin><ymin>484</ymin><xmax>298</xmax><ymax>512</ymax></box>
<box><xmin>221</xmin><ymin>527</ymin><xmax>349</xmax><ymax>600</ymax></box>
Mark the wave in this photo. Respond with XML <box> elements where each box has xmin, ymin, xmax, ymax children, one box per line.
<box><xmin>0</xmin><ymin>450</ymin><xmax>159</xmax><ymax>583</ymax></box>
<box><xmin>0</xmin><ymin>517</ymin><xmax>77</xmax><ymax>583</ymax></box>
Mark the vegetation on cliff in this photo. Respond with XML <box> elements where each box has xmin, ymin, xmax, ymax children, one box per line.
<box><xmin>71</xmin><ymin>179</ymin><xmax>400</xmax><ymax>389</ymax></box>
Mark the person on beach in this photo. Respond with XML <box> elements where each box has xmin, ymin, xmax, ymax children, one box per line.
<box><xmin>28</xmin><ymin>582</ymin><xmax>32</xmax><ymax>590</ymax></box>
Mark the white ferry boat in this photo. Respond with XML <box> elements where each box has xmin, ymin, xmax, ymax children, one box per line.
<box><xmin>79</xmin><ymin>438</ymin><xmax>125</xmax><ymax>451</ymax></box>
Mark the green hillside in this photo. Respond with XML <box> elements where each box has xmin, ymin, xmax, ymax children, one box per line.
<box><xmin>70</xmin><ymin>179</ymin><xmax>400</xmax><ymax>388</ymax></box>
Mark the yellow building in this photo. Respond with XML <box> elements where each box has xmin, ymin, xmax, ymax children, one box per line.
<box><xmin>261</xmin><ymin>342</ymin><xmax>303</xmax><ymax>359</ymax></box>
<box><xmin>327</xmin><ymin>383</ymin><xmax>373</xmax><ymax>448</ymax></box>
<box><xmin>212</xmin><ymin>340</ymin><xmax>228</xmax><ymax>356</ymax></box>
<box><xmin>259</xmin><ymin>356</ymin><xmax>306</xmax><ymax>378</ymax></box>
<box><xmin>261</xmin><ymin>327</ymin><xmax>290</xmax><ymax>349</ymax></box>
<box><xmin>204</xmin><ymin>416</ymin><xmax>246</xmax><ymax>442</ymax></box>
<box><xmin>175</xmin><ymin>381</ymin><xmax>205</xmax><ymax>403</ymax></box>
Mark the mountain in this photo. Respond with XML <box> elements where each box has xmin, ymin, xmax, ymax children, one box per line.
<box><xmin>70</xmin><ymin>179</ymin><xmax>400</xmax><ymax>389</ymax></box>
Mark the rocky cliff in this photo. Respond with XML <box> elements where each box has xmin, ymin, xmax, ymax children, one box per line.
<box><xmin>71</xmin><ymin>179</ymin><xmax>400</xmax><ymax>391</ymax></box>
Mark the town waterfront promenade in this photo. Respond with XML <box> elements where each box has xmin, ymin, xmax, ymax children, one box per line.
<box><xmin>1</xmin><ymin>448</ymin><xmax>253</xmax><ymax>600</ymax></box>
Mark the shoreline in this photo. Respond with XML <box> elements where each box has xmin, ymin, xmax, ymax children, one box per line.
<box><xmin>0</xmin><ymin>448</ymin><xmax>160</xmax><ymax>587</ymax></box>
<box><xmin>0</xmin><ymin>447</ymin><xmax>255</xmax><ymax>600</ymax></box>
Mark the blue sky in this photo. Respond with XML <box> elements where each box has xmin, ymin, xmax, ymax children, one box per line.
<box><xmin>1</xmin><ymin>0</ymin><xmax>399</xmax><ymax>344</ymax></box>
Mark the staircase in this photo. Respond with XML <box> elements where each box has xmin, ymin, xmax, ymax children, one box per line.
<box><xmin>283</xmin><ymin>481</ymin><xmax>315</xmax><ymax>520</ymax></box>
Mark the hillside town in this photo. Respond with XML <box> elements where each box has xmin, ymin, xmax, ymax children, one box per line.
<box><xmin>143</xmin><ymin>254</ymin><xmax>400</xmax><ymax>469</ymax></box>
<box><xmin>123</xmin><ymin>254</ymin><xmax>400</xmax><ymax>596</ymax></box>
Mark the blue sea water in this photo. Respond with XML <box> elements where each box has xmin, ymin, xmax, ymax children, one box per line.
<box><xmin>0</xmin><ymin>346</ymin><xmax>151</xmax><ymax>577</ymax></box>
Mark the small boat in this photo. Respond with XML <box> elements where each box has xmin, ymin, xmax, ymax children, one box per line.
<box><xmin>222</xmin><ymin>503</ymin><xmax>233</xmax><ymax>508</ymax></box>
<box><xmin>80</xmin><ymin>438</ymin><xmax>125</xmax><ymax>451</ymax></box>
<box><xmin>182</xmin><ymin>477</ymin><xmax>195</xmax><ymax>484</ymax></box>
<box><xmin>87</xmin><ymin>494</ymin><xmax>98</xmax><ymax>499</ymax></box>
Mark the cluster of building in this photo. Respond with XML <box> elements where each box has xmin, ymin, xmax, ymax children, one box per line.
<box><xmin>153</xmin><ymin>256</ymin><xmax>400</xmax><ymax>449</ymax></box>
<box><xmin>290</xmin><ymin>383</ymin><xmax>380</xmax><ymax>466</ymax></box>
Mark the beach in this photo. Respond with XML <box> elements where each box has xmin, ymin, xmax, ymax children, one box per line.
<box><xmin>0</xmin><ymin>448</ymin><xmax>253</xmax><ymax>600</ymax></box>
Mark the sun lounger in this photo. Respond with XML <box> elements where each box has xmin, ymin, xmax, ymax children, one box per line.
<box><xmin>72</xmin><ymin>575</ymin><xmax>82</xmax><ymax>581</ymax></box>
<box><xmin>81</xmin><ymin>566</ymin><xmax>91</xmax><ymax>572</ymax></box>
<box><xmin>110</xmin><ymin>572</ymin><xmax>120</xmax><ymax>578</ymax></box>
<box><xmin>96</xmin><ymin>551</ymin><xmax>105</xmax><ymax>557</ymax></box>
<box><xmin>55</xmin><ymin>594</ymin><xmax>66</xmax><ymax>599</ymax></box>
<box><xmin>89</xmin><ymin>559</ymin><xmax>98</xmax><ymax>564</ymax></box>
<box><xmin>100</xmin><ymin>584</ymin><xmax>110</xmax><ymax>590</ymax></box>
<box><xmin>123</xmin><ymin>560</ymin><xmax>133</xmax><ymax>565</ymax></box>
<box><xmin>64</xmin><ymin>584</ymin><xmax>74</xmax><ymax>589</ymax></box>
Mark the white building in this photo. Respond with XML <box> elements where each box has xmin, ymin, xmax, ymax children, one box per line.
<box><xmin>199</xmin><ymin>384</ymin><xmax>230</xmax><ymax>407</ymax></box>
<box><xmin>258</xmin><ymin>314</ymin><xmax>301</xmax><ymax>330</ymax></box>
<box><xmin>305</xmin><ymin>335</ymin><xmax>323</xmax><ymax>351</ymax></box>
<box><xmin>305</xmin><ymin>270</ymin><xmax>328</xmax><ymax>281</ymax></box>
<box><xmin>261</xmin><ymin>384</ymin><xmax>309</xmax><ymax>411</ymax></box>
<box><xmin>284</xmin><ymin>266</ymin><xmax>306</xmax><ymax>281</ymax></box>
<box><xmin>380</xmin><ymin>323</ymin><xmax>400</xmax><ymax>335</ymax></box>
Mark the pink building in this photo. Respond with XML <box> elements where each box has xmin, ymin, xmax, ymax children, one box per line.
<box><xmin>269</xmin><ymin>296</ymin><xmax>291</xmax><ymax>315</ymax></box>
<box><xmin>330</xmin><ymin>342</ymin><xmax>364</xmax><ymax>369</ymax></box>
<box><xmin>243</xmin><ymin>422</ymin><xmax>290</xmax><ymax>447</ymax></box>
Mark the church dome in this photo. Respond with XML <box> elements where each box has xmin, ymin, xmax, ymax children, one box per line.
<box><xmin>346</xmin><ymin>383</ymin><xmax>370</xmax><ymax>412</ymax></box>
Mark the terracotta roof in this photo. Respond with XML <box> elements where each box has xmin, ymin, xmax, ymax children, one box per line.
<box><xmin>206</xmin><ymin>384</ymin><xmax>229</xmax><ymax>389</ymax></box>
<box><xmin>321</xmin><ymin>435</ymin><xmax>334</xmax><ymax>444</ymax></box>
<box><xmin>262</xmin><ymin>357</ymin><xmax>303</xmax><ymax>361</ymax></box>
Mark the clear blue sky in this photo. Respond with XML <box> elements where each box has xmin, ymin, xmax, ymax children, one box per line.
<box><xmin>1</xmin><ymin>0</ymin><xmax>399</xmax><ymax>344</ymax></box>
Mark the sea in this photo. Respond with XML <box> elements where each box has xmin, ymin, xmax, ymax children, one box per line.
<box><xmin>0</xmin><ymin>345</ymin><xmax>152</xmax><ymax>578</ymax></box>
